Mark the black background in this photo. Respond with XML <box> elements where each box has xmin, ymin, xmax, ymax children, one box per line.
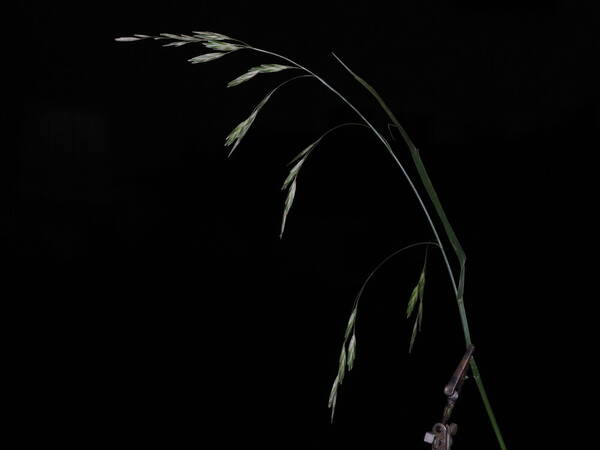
<box><xmin>12</xmin><ymin>1</ymin><xmax>598</xmax><ymax>448</ymax></box>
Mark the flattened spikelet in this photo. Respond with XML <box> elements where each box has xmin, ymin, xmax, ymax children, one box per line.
<box><xmin>188</xmin><ymin>52</ymin><xmax>228</xmax><ymax>64</ymax></box>
<box><xmin>228</xmin><ymin>64</ymin><xmax>295</xmax><ymax>88</ymax></box>
<box><xmin>192</xmin><ymin>31</ymin><xmax>232</xmax><ymax>41</ymax></box>
<box><xmin>203</xmin><ymin>41</ymin><xmax>243</xmax><ymax>52</ymax></box>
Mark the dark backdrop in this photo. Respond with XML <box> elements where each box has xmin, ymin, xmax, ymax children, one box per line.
<box><xmin>12</xmin><ymin>1</ymin><xmax>598</xmax><ymax>448</ymax></box>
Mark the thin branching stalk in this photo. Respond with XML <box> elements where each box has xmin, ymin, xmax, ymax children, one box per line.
<box><xmin>331</xmin><ymin>241</ymin><xmax>438</xmax><ymax>421</ymax></box>
<box><xmin>352</xmin><ymin>242</ymin><xmax>439</xmax><ymax>314</ymax></box>
<box><xmin>224</xmin><ymin>74</ymin><xmax>313</xmax><ymax>157</ymax></box>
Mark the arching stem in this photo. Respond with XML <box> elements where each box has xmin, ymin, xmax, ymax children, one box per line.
<box><xmin>332</xmin><ymin>53</ymin><xmax>506</xmax><ymax>450</ymax></box>
<box><xmin>247</xmin><ymin>46</ymin><xmax>457</xmax><ymax>301</ymax></box>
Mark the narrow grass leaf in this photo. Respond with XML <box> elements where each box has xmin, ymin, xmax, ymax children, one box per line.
<box><xmin>407</xmin><ymin>260</ymin><xmax>426</xmax><ymax>318</ymax></box>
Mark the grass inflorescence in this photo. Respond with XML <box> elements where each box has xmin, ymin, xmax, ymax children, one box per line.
<box><xmin>116</xmin><ymin>30</ymin><xmax>508</xmax><ymax>450</ymax></box>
